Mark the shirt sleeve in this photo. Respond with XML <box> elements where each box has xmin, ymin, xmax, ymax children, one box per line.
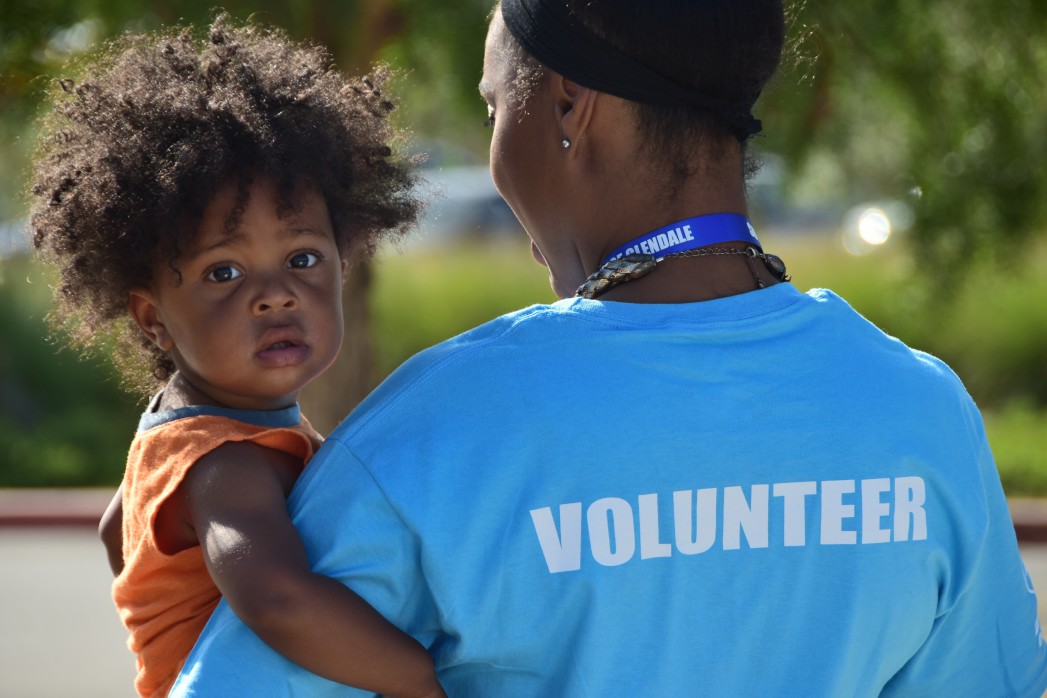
<box><xmin>170</xmin><ymin>439</ymin><xmax>438</xmax><ymax>697</ymax></box>
<box><xmin>882</xmin><ymin>436</ymin><xmax>1047</xmax><ymax>697</ymax></box>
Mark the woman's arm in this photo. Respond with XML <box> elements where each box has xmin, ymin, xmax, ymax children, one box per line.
<box><xmin>181</xmin><ymin>441</ymin><xmax>444</xmax><ymax>698</ymax></box>
<box><xmin>99</xmin><ymin>485</ymin><xmax>124</xmax><ymax>576</ymax></box>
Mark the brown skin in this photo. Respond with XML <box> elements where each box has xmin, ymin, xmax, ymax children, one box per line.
<box><xmin>127</xmin><ymin>176</ymin><xmax>348</xmax><ymax>412</ymax></box>
<box><xmin>101</xmin><ymin>176</ymin><xmax>445</xmax><ymax>698</ymax></box>
<box><xmin>480</xmin><ymin>13</ymin><xmax>780</xmax><ymax>303</ymax></box>
<box><xmin>99</xmin><ymin>485</ymin><xmax>124</xmax><ymax>575</ymax></box>
<box><xmin>101</xmin><ymin>418</ymin><xmax>443</xmax><ymax>698</ymax></box>
<box><xmin>183</xmin><ymin>439</ymin><xmax>442</xmax><ymax>698</ymax></box>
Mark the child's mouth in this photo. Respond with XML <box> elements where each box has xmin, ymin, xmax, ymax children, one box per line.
<box><xmin>257</xmin><ymin>340</ymin><xmax>309</xmax><ymax>367</ymax></box>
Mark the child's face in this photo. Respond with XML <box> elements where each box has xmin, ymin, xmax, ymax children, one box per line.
<box><xmin>130</xmin><ymin>175</ymin><xmax>346</xmax><ymax>410</ymax></box>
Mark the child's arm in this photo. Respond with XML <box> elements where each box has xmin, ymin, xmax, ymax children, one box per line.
<box><xmin>99</xmin><ymin>485</ymin><xmax>124</xmax><ymax>576</ymax></box>
<box><xmin>180</xmin><ymin>441</ymin><xmax>445</xmax><ymax>698</ymax></box>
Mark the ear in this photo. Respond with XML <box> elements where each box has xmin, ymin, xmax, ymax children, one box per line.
<box><xmin>553</xmin><ymin>75</ymin><xmax>598</xmax><ymax>153</ymax></box>
<box><xmin>127</xmin><ymin>289</ymin><xmax>174</xmax><ymax>352</ymax></box>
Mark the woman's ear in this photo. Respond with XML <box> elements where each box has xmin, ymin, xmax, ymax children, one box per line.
<box><xmin>553</xmin><ymin>75</ymin><xmax>598</xmax><ymax>151</ymax></box>
<box><xmin>127</xmin><ymin>289</ymin><xmax>174</xmax><ymax>351</ymax></box>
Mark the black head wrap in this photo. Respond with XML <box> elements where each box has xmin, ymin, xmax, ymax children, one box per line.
<box><xmin>500</xmin><ymin>0</ymin><xmax>763</xmax><ymax>141</ymax></box>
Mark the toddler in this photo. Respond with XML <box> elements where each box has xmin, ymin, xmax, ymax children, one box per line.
<box><xmin>29</xmin><ymin>14</ymin><xmax>442</xmax><ymax>698</ymax></box>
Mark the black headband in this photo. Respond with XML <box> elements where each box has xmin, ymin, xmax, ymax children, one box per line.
<box><xmin>499</xmin><ymin>0</ymin><xmax>762</xmax><ymax>140</ymax></box>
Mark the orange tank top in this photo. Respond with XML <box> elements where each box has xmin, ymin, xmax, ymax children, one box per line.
<box><xmin>112</xmin><ymin>404</ymin><xmax>321</xmax><ymax>697</ymax></box>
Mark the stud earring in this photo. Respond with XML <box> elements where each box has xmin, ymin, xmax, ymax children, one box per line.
<box><xmin>562</xmin><ymin>138</ymin><xmax>571</xmax><ymax>149</ymax></box>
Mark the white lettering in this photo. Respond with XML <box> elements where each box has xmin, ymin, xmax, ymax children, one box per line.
<box><xmin>530</xmin><ymin>475</ymin><xmax>929</xmax><ymax>573</ymax></box>
<box><xmin>640</xmin><ymin>240</ymin><xmax>651</xmax><ymax>254</ymax></box>
<box><xmin>894</xmin><ymin>476</ymin><xmax>927</xmax><ymax>541</ymax></box>
<box><xmin>667</xmin><ymin>229</ymin><xmax>681</xmax><ymax>245</ymax></box>
<box><xmin>723</xmin><ymin>485</ymin><xmax>769</xmax><ymax>550</ymax></box>
<box><xmin>683</xmin><ymin>224</ymin><xmax>694</xmax><ymax>241</ymax></box>
<box><xmin>638</xmin><ymin>493</ymin><xmax>672</xmax><ymax>559</ymax></box>
<box><xmin>588</xmin><ymin>498</ymin><xmax>636</xmax><ymax>566</ymax></box>
<box><xmin>773</xmin><ymin>481</ymin><xmax>817</xmax><ymax>547</ymax></box>
<box><xmin>530</xmin><ymin>504</ymin><xmax>582</xmax><ymax>573</ymax></box>
<box><xmin>656</xmin><ymin>233</ymin><xmax>670</xmax><ymax>251</ymax></box>
<box><xmin>821</xmin><ymin>480</ymin><xmax>857</xmax><ymax>545</ymax></box>
<box><xmin>673</xmin><ymin>488</ymin><xmax>717</xmax><ymax>555</ymax></box>
<box><xmin>861</xmin><ymin>478</ymin><xmax>892</xmax><ymax>544</ymax></box>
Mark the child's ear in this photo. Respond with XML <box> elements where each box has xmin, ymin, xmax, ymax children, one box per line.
<box><xmin>127</xmin><ymin>289</ymin><xmax>174</xmax><ymax>351</ymax></box>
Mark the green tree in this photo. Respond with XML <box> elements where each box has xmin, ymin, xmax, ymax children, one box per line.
<box><xmin>761</xmin><ymin>0</ymin><xmax>1047</xmax><ymax>277</ymax></box>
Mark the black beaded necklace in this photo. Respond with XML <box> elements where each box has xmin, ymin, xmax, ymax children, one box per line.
<box><xmin>575</xmin><ymin>246</ymin><xmax>790</xmax><ymax>300</ymax></box>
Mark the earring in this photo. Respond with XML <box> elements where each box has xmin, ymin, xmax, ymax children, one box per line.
<box><xmin>562</xmin><ymin>138</ymin><xmax>571</xmax><ymax>149</ymax></box>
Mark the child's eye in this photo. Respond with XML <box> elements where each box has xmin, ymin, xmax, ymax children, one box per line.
<box><xmin>288</xmin><ymin>252</ymin><xmax>321</xmax><ymax>269</ymax></box>
<box><xmin>206</xmin><ymin>265</ymin><xmax>242</xmax><ymax>283</ymax></box>
<box><xmin>484</xmin><ymin>107</ymin><xmax>495</xmax><ymax>129</ymax></box>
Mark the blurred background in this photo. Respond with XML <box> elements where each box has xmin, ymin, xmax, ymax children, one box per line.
<box><xmin>1</xmin><ymin>1</ymin><xmax>1046</xmax><ymax>493</ymax></box>
<box><xmin>1</xmin><ymin>1</ymin><xmax>1046</xmax><ymax>695</ymax></box>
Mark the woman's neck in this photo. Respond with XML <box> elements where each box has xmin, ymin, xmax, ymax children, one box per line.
<box><xmin>573</xmin><ymin>163</ymin><xmax>761</xmax><ymax>303</ymax></box>
<box><xmin>576</xmin><ymin>143</ymin><xmax>750</xmax><ymax>269</ymax></box>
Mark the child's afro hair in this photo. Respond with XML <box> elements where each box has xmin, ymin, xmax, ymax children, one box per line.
<box><xmin>29</xmin><ymin>13</ymin><xmax>421</xmax><ymax>395</ymax></box>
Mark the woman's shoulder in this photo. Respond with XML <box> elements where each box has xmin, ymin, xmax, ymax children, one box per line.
<box><xmin>335</xmin><ymin>303</ymin><xmax>566</xmax><ymax>432</ymax></box>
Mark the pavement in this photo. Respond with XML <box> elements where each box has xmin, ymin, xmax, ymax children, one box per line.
<box><xmin>1</xmin><ymin>526</ymin><xmax>135</xmax><ymax>698</ymax></box>
<box><xmin>4</xmin><ymin>490</ymin><xmax>1047</xmax><ymax>697</ymax></box>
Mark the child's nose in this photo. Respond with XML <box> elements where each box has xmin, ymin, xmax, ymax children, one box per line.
<box><xmin>251</xmin><ymin>279</ymin><xmax>299</xmax><ymax>315</ymax></box>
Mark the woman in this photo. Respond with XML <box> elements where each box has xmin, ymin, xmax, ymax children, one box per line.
<box><xmin>174</xmin><ymin>2</ymin><xmax>1047</xmax><ymax>695</ymax></box>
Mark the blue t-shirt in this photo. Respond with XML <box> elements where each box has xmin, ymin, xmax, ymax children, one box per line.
<box><xmin>173</xmin><ymin>284</ymin><xmax>1047</xmax><ymax>697</ymax></box>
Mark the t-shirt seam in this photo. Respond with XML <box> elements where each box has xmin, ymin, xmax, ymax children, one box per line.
<box><xmin>324</xmin><ymin>439</ymin><xmax>412</xmax><ymax>530</ymax></box>
<box><xmin>563</xmin><ymin>288</ymin><xmax>806</xmax><ymax>330</ymax></box>
<box><xmin>931</xmin><ymin>434</ymin><xmax>994</xmax><ymax>622</ymax></box>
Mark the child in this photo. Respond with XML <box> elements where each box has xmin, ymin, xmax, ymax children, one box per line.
<box><xmin>29</xmin><ymin>14</ymin><xmax>443</xmax><ymax>698</ymax></box>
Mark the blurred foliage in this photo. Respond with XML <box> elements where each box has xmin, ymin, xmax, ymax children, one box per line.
<box><xmin>371</xmin><ymin>239</ymin><xmax>555</xmax><ymax>378</ymax></box>
<box><xmin>0</xmin><ymin>257</ymin><xmax>140</xmax><ymax>487</ymax></box>
<box><xmin>760</xmin><ymin>0</ymin><xmax>1047</xmax><ymax>285</ymax></box>
<box><xmin>376</xmin><ymin>0</ymin><xmax>496</xmax><ymax>160</ymax></box>
<box><xmin>987</xmin><ymin>401</ymin><xmax>1047</xmax><ymax>497</ymax></box>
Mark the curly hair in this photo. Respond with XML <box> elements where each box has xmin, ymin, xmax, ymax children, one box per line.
<box><xmin>29</xmin><ymin>13</ymin><xmax>421</xmax><ymax>396</ymax></box>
